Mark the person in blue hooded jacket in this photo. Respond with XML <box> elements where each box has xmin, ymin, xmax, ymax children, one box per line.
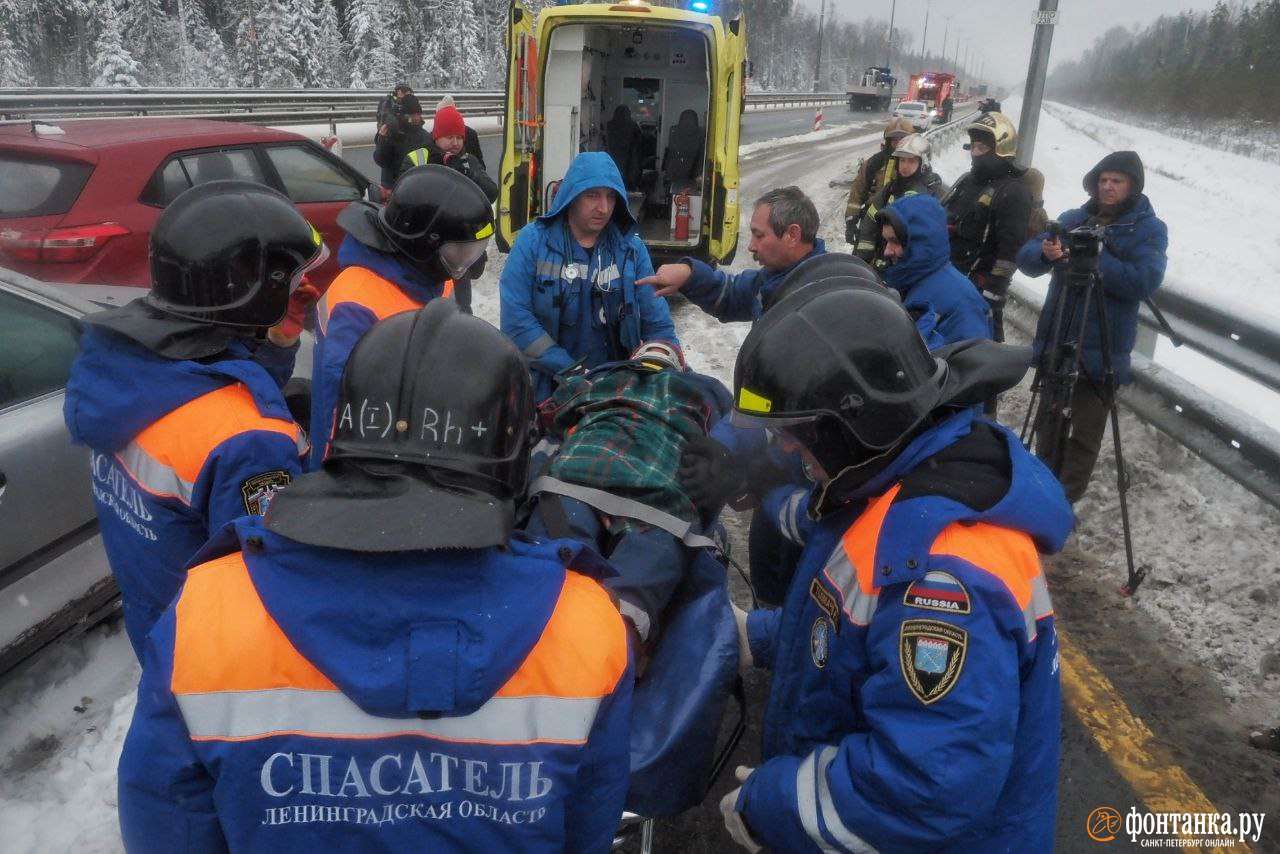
<box><xmin>718</xmin><ymin>282</ymin><xmax>1073</xmax><ymax>853</ymax></box>
<box><xmin>638</xmin><ymin>185</ymin><xmax>826</xmax><ymax>322</ymax></box>
<box><xmin>63</xmin><ymin>182</ymin><xmax>324</xmax><ymax>656</ymax></box>
<box><xmin>310</xmin><ymin>165</ymin><xmax>493</xmax><ymax>467</ymax></box>
<box><xmin>878</xmin><ymin>193</ymin><xmax>993</xmax><ymax>345</ymax></box>
<box><xmin>118</xmin><ymin>302</ymin><xmax>633</xmax><ymax>854</ymax></box>
<box><xmin>499</xmin><ymin>151</ymin><xmax>678</xmax><ymax>403</ymax></box>
<box><xmin>1018</xmin><ymin>150</ymin><xmax>1167</xmax><ymax>502</ymax></box>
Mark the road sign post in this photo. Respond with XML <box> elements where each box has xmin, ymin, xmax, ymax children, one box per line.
<box><xmin>1017</xmin><ymin>0</ymin><xmax>1060</xmax><ymax>166</ymax></box>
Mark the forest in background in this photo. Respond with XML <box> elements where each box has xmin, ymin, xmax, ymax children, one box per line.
<box><xmin>1048</xmin><ymin>0</ymin><xmax>1280</xmax><ymax>123</ymax></box>
<box><xmin>0</xmin><ymin>0</ymin><xmax>983</xmax><ymax>94</ymax></box>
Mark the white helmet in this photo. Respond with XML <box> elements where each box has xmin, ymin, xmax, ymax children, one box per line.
<box><xmin>891</xmin><ymin>133</ymin><xmax>931</xmax><ymax>162</ymax></box>
<box><xmin>631</xmin><ymin>340</ymin><xmax>686</xmax><ymax>371</ymax></box>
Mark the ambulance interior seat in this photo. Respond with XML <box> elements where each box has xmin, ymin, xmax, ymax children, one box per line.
<box><xmin>663</xmin><ymin>109</ymin><xmax>704</xmax><ymax>196</ymax></box>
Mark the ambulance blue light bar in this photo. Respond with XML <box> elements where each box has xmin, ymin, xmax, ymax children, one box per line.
<box><xmin>689</xmin><ymin>0</ymin><xmax>711</xmax><ymax>11</ymax></box>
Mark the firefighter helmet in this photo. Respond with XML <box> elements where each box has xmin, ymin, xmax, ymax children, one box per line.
<box><xmin>147</xmin><ymin>180</ymin><xmax>325</xmax><ymax>328</ymax></box>
<box><xmin>731</xmin><ymin>284</ymin><xmax>946</xmax><ymax>480</ymax></box>
<box><xmin>883</xmin><ymin>117</ymin><xmax>914</xmax><ymax>140</ymax></box>
<box><xmin>267</xmin><ymin>300</ymin><xmax>533</xmax><ymax>551</ymax></box>
<box><xmin>763</xmin><ymin>252</ymin><xmax>889</xmax><ymax>314</ymax></box>
<box><xmin>966</xmin><ymin>111</ymin><xmax>1018</xmax><ymax>159</ymax></box>
<box><xmin>891</xmin><ymin>133</ymin><xmax>932</xmax><ymax>161</ymax></box>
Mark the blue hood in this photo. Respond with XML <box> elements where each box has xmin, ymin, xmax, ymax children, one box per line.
<box><xmin>880</xmin><ymin>194</ymin><xmax>953</xmax><ymax>293</ymax></box>
<box><xmin>337</xmin><ymin>233</ymin><xmax>449</xmax><ymax>303</ymax></box>
<box><xmin>218</xmin><ymin>519</ymin><xmax>614</xmax><ymax>717</ymax></box>
<box><xmin>539</xmin><ymin>151</ymin><xmax>636</xmax><ymax>234</ymax></box>
<box><xmin>64</xmin><ymin>326</ymin><xmax>290</xmax><ymax>453</ymax></box>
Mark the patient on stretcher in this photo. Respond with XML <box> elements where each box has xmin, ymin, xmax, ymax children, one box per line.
<box><xmin>525</xmin><ymin>341</ymin><xmax>730</xmax><ymax>646</ymax></box>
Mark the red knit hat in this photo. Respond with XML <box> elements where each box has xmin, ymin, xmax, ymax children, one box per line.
<box><xmin>432</xmin><ymin>106</ymin><xmax>466</xmax><ymax>140</ymax></box>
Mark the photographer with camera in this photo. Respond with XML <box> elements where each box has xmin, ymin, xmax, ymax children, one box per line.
<box><xmin>373</xmin><ymin>92</ymin><xmax>427</xmax><ymax>187</ymax></box>
<box><xmin>1017</xmin><ymin>151</ymin><xmax>1167</xmax><ymax>503</ymax></box>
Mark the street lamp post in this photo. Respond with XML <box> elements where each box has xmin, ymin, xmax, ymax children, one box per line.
<box><xmin>1017</xmin><ymin>0</ymin><xmax>1061</xmax><ymax>165</ymax></box>
<box><xmin>885</xmin><ymin>0</ymin><xmax>898</xmax><ymax>70</ymax></box>
<box><xmin>813</xmin><ymin>0</ymin><xmax>826</xmax><ymax>92</ymax></box>
<box><xmin>920</xmin><ymin>0</ymin><xmax>933</xmax><ymax>63</ymax></box>
<box><xmin>940</xmin><ymin>16</ymin><xmax>950</xmax><ymax>73</ymax></box>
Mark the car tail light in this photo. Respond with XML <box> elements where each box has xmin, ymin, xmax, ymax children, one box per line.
<box><xmin>0</xmin><ymin>223</ymin><xmax>130</xmax><ymax>264</ymax></box>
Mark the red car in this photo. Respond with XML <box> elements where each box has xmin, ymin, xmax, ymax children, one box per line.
<box><xmin>0</xmin><ymin>118</ymin><xmax>382</xmax><ymax>288</ymax></box>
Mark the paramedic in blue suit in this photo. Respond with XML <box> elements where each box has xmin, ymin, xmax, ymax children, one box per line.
<box><xmin>499</xmin><ymin>151</ymin><xmax>679</xmax><ymax>402</ymax></box>
<box><xmin>719</xmin><ymin>282</ymin><xmax>1073</xmax><ymax>852</ymax></box>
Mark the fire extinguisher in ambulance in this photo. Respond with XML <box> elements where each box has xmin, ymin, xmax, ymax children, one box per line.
<box><xmin>674</xmin><ymin>193</ymin><xmax>691</xmax><ymax>241</ymax></box>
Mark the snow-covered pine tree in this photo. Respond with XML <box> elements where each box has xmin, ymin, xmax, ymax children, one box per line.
<box><xmin>310</xmin><ymin>0</ymin><xmax>348</xmax><ymax>88</ymax></box>
<box><xmin>123</xmin><ymin>0</ymin><xmax>173</xmax><ymax>82</ymax></box>
<box><xmin>346</xmin><ymin>0</ymin><xmax>402</xmax><ymax>89</ymax></box>
<box><xmin>92</xmin><ymin>0</ymin><xmax>143</xmax><ymax>87</ymax></box>
<box><xmin>0</xmin><ymin>0</ymin><xmax>33</xmax><ymax>86</ymax></box>
<box><xmin>176</xmin><ymin>0</ymin><xmax>235</xmax><ymax>87</ymax></box>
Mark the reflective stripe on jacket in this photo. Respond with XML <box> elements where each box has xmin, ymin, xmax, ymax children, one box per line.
<box><xmin>310</xmin><ymin>265</ymin><xmax>452</xmax><ymax>467</ymax></box>
<box><xmin>738</xmin><ymin>419</ymin><xmax>1067</xmax><ymax>852</ymax></box>
<box><xmin>119</xmin><ymin>537</ymin><xmax>633</xmax><ymax>853</ymax></box>
<box><xmin>95</xmin><ymin>383</ymin><xmax>304</xmax><ymax>656</ymax></box>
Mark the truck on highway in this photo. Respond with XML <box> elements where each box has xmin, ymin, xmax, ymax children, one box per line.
<box><xmin>846</xmin><ymin>66</ymin><xmax>895</xmax><ymax>111</ymax></box>
<box><xmin>907</xmin><ymin>71</ymin><xmax>958</xmax><ymax>123</ymax></box>
<box><xmin>498</xmin><ymin>0</ymin><xmax>747</xmax><ymax>265</ymax></box>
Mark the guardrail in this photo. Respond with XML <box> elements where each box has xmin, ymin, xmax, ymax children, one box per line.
<box><xmin>0</xmin><ymin>88</ymin><xmax>847</xmax><ymax>124</ymax></box>
<box><xmin>1005</xmin><ymin>284</ymin><xmax>1280</xmax><ymax>511</ymax></box>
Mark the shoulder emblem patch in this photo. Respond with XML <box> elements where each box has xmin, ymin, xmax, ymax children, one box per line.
<box><xmin>241</xmin><ymin>470</ymin><xmax>291</xmax><ymax>516</ymax></box>
<box><xmin>899</xmin><ymin>618</ymin><xmax>968</xmax><ymax>705</ymax></box>
<box><xmin>810</xmin><ymin>617</ymin><xmax>833</xmax><ymax>669</ymax></box>
<box><xmin>903</xmin><ymin>570</ymin><xmax>971</xmax><ymax>614</ymax></box>
<box><xmin>809</xmin><ymin>578</ymin><xmax>840</xmax><ymax>623</ymax></box>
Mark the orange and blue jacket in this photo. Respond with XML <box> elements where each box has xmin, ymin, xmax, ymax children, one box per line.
<box><xmin>64</xmin><ymin>327</ymin><xmax>306</xmax><ymax>656</ymax></box>
<box><xmin>309</xmin><ymin>236</ymin><xmax>452</xmax><ymax>468</ymax></box>
<box><xmin>118</xmin><ymin>517</ymin><xmax>633</xmax><ymax>853</ymax></box>
<box><xmin>736</xmin><ymin>410</ymin><xmax>1074</xmax><ymax>852</ymax></box>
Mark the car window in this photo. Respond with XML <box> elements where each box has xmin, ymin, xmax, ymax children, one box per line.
<box><xmin>901</xmin><ymin>102</ymin><xmax>925</xmax><ymax>110</ymax></box>
<box><xmin>0</xmin><ymin>290</ymin><xmax>80</xmax><ymax>410</ymax></box>
<box><xmin>265</xmin><ymin>145</ymin><xmax>362</xmax><ymax>204</ymax></box>
<box><xmin>143</xmin><ymin>148</ymin><xmax>264</xmax><ymax>206</ymax></box>
<box><xmin>0</xmin><ymin>154</ymin><xmax>93</xmax><ymax>219</ymax></box>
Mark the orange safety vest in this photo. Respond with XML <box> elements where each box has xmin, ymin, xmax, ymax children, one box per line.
<box><xmin>170</xmin><ymin>553</ymin><xmax>629</xmax><ymax>745</ymax></box>
<box><xmin>824</xmin><ymin>483</ymin><xmax>1053</xmax><ymax>637</ymax></box>
<box><xmin>316</xmin><ymin>266</ymin><xmax>454</xmax><ymax>335</ymax></box>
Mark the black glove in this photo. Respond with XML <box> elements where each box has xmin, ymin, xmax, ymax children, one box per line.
<box><xmin>844</xmin><ymin>216</ymin><xmax>858</xmax><ymax>246</ymax></box>
<box><xmin>679</xmin><ymin>436</ymin><xmax>746</xmax><ymax>513</ymax></box>
<box><xmin>445</xmin><ymin>152</ymin><xmax>474</xmax><ymax>178</ymax></box>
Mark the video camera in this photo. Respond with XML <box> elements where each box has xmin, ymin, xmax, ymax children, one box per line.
<box><xmin>1047</xmin><ymin>220</ymin><xmax>1106</xmax><ymax>274</ymax></box>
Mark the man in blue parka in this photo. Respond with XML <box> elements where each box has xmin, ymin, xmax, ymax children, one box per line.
<box><xmin>718</xmin><ymin>281</ymin><xmax>1073</xmax><ymax>852</ymax></box>
<box><xmin>118</xmin><ymin>302</ymin><xmax>633</xmax><ymax>853</ymax></box>
<box><xmin>499</xmin><ymin>151</ymin><xmax>678</xmax><ymax>403</ymax></box>
<box><xmin>638</xmin><ymin>185</ymin><xmax>826</xmax><ymax>322</ymax></box>
<box><xmin>878</xmin><ymin>193</ymin><xmax>993</xmax><ymax>345</ymax></box>
<box><xmin>63</xmin><ymin>182</ymin><xmax>321</xmax><ymax>656</ymax></box>
<box><xmin>1018</xmin><ymin>150</ymin><xmax>1168</xmax><ymax>502</ymax></box>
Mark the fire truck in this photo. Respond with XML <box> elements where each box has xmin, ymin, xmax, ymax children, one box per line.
<box><xmin>498</xmin><ymin>0</ymin><xmax>747</xmax><ymax>265</ymax></box>
<box><xmin>906</xmin><ymin>71</ymin><xmax>957</xmax><ymax>123</ymax></box>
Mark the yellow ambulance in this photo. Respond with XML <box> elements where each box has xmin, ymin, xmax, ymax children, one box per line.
<box><xmin>497</xmin><ymin>0</ymin><xmax>746</xmax><ymax>265</ymax></box>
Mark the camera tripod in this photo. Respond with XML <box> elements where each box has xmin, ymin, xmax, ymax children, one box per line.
<box><xmin>1019</xmin><ymin>224</ymin><xmax>1150</xmax><ymax>596</ymax></box>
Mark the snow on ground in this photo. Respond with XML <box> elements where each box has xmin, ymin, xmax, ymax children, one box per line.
<box><xmin>4</xmin><ymin>100</ymin><xmax>1280</xmax><ymax>851</ymax></box>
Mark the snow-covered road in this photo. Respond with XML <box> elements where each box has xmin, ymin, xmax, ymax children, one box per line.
<box><xmin>2</xmin><ymin>102</ymin><xmax>1277</xmax><ymax>851</ymax></box>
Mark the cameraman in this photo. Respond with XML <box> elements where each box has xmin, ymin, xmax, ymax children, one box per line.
<box><xmin>373</xmin><ymin>93</ymin><xmax>427</xmax><ymax>187</ymax></box>
<box><xmin>1017</xmin><ymin>151</ymin><xmax>1168</xmax><ymax>503</ymax></box>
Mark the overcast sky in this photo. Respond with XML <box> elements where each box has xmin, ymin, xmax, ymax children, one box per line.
<box><xmin>793</xmin><ymin>0</ymin><xmax>1230</xmax><ymax>87</ymax></box>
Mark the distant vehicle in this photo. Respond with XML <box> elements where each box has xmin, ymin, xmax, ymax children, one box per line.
<box><xmin>0</xmin><ymin>269</ymin><xmax>117</xmax><ymax>676</ymax></box>
<box><xmin>499</xmin><ymin>0</ymin><xmax>746</xmax><ymax>266</ymax></box>
<box><xmin>906</xmin><ymin>71</ymin><xmax>958</xmax><ymax>123</ymax></box>
<box><xmin>0</xmin><ymin>118</ymin><xmax>383</xmax><ymax>288</ymax></box>
<box><xmin>891</xmin><ymin>100</ymin><xmax>931</xmax><ymax>131</ymax></box>
<box><xmin>978</xmin><ymin>98</ymin><xmax>1002</xmax><ymax>113</ymax></box>
<box><xmin>847</xmin><ymin>66</ymin><xmax>895</xmax><ymax>111</ymax></box>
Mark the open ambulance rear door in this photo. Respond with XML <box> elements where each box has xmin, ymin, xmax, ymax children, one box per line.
<box><xmin>497</xmin><ymin>0</ymin><xmax>538</xmax><ymax>252</ymax></box>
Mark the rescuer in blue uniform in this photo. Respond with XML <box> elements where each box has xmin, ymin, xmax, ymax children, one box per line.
<box><xmin>718</xmin><ymin>281</ymin><xmax>1074</xmax><ymax>852</ymax></box>
<box><xmin>118</xmin><ymin>301</ymin><xmax>633</xmax><ymax>853</ymax></box>
<box><xmin>63</xmin><ymin>181</ymin><xmax>324</xmax><ymax>656</ymax></box>
<box><xmin>499</xmin><ymin>151</ymin><xmax>678</xmax><ymax>403</ymax></box>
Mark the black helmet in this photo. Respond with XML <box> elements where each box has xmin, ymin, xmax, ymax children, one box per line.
<box><xmin>339</xmin><ymin>165</ymin><xmax>493</xmax><ymax>281</ymax></box>
<box><xmin>763</xmin><ymin>252</ymin><xmax>890</xmax><ymax>313</ymax></box>
<box><xmin>148</xmin><ymin>180</ymin><xmax>325</xmax><ymax>328</ymax></box>
<box><xmin>266</xmin><ymin>300</ymin><xmax>533</xmax><ymax>551</ymax></box>
<box><xmin>732</xmin><ymin>284</ymin><xmax>946</xmax><ymax>481</ymax></box>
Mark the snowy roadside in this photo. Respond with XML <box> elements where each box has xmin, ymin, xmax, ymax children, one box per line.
<box><xmin>3</xmin><ymin>101</ymin><xmax>1279</xmax><ymax>850</ymax></box>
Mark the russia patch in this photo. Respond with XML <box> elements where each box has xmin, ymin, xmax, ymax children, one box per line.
<box><xmin>241</xmin><ymin>470</ymin><xmax>291</xmax><ymax>516</ymax></box>
<box><xmin>903</xmin><ymin>570</ymin><xmax>971</xmax><ymax>615</ymax></box>
<box><xmin>899</xmin><ymin>618</ymin><xmax>968</xmax><ymax>705</ymax></box>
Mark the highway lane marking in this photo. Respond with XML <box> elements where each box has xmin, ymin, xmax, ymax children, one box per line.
<box><xmin>1059</xmin><ymin>630</ymin><xmax>1251</xmax><ymax>853</ymax></box>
